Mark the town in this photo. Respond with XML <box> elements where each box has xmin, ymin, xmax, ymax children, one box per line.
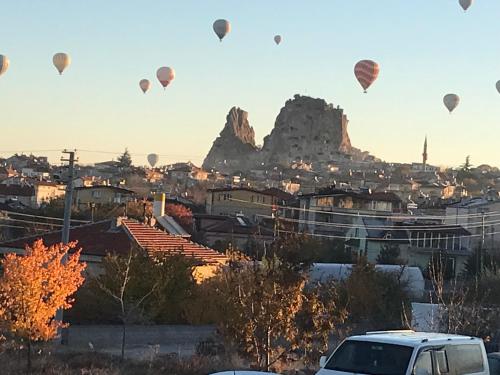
<box><xmin>1</xmin><ymin>0</ymin><xmax>500</xmax><ymax>374</ymax></box>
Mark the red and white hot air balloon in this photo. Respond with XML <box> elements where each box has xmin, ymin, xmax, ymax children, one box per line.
<box><xmin>139</xmin><ymin>79</ymin><xmax>151</xmax><ymax>94</ymax></box>
<box><xmin>354</xmin><ymin>60</ymin><xmax>380</xmax><ymax>93</ymax></box>
<box><xmin>156</xmin><ymin>67</ymin><xmax>175</xmax><ymax>89</ymax></box>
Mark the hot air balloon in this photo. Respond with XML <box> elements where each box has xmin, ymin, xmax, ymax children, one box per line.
<box><xmin>213</xmin><ymin>19</ymin><xmax>231</xmax><ymax>41</ymax></box>
<box><xmin>156</xmin><ymin>67</ymin><xmax>175</xmax><ymax>89</ymax></box>
<box><xmin>0</xmin><ymin>55</ymin><xmax>9</xmax><ymax>77</ymax></box>
<box><xmin>459</xmin><ymin>0</ymin><xmax>473</xmax><ymax>11</ymax></box>
<box><xmin>139</xmin><ymin>79</ymin><xmax>151</xmax><ymax>94</ymax></box>
<box><xmin>443</xmin><ymin>94</ymin><xmax>460</xmax><ymax>113</ymax></box>
<box><xmin>274</xmin><ymin>35</ymin><xmax>282</xmax><ymax>45</ymax></box>
<box><xmin>53</xmin><ymin>53</ymin><xmax>71</xmax><ymax>75</ymax></box>
<box><xmin>147</xmin><ymin>153</ymin><xmax>159</xmax><ymax>168</ymax></box>
<box><xmin>496</xmin><ymin>81</ymin><xmax>500</xmax><ymax>94</ymax></box>
<box><xmin>354</xmin><ymin>60</ymin><xmax>380</xmax><ymax>93</ymax></box>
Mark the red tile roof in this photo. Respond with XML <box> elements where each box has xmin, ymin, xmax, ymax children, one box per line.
<box><xmin>0</xmin><ymin>218</ymin><xmax>227</xmax><ymax>266</ymax></box>
<box><xmin>0</xmin><ymin>220</ymin><xmax>132</xmax><ymax>257</ymax></box>
<box><xmin>121</xmin><ymin>219</ymin><xmax>227</xmax><ymax>265</ymax></box>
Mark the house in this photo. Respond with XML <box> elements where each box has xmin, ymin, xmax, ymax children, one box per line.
<box><xmin>445</xmin><ymin>197</ymin><xmax>500</xmax><ymax>250</ymax></box>
<box><xmin>297</xmin><ymin>187</ymin><xmax>403</xmax><ymax>236</ymax></box>
<box><xmin>0</xmin><ymin>218</ymin><xmax>228</xmax><ymax>281</ymax></box>
<box><xmin>73</xmin><ymin>186</ymin><xmax>136</xmax><ymax>208</ymax></box>
<box><xmin>345</xmin><ymin>217</ymin><xmax>473</xmax><ymax>277</ymax></box>
<box><xmin>33</xmin><ymin>181</ymin><xmax>65</xmax><ymax>207</ymax></box>
<box><xmin>345</xmin><ymin>217</ymin><xmax>409</xmax><ymax>263</ymax></box>
<box><xmin>0</xmin><ymin>184</ymin><xmax>34</xmax><ymax>207</ymax></box>
<box><xmin>206</xmin><ymin>187</ymin><xmax>292</xmax><ymax>223</ymax></box>
<box><xmin>194</xmin><ymin>214</ymin><xmax>274</xmax><ymax>251</ymax></box>
<box><xmin>404</xmin><ymin>223</ymin><xmax>472</xmax><ymax>277</ymax></box>
<box><xmin>0</xmin><ymin>166</ymin><xmax>17</xmax><ymax>181</ymax></box>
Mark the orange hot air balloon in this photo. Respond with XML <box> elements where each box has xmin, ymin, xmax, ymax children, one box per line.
<box><xmin>354</xmin><ymin>60</ymin><xmax>380</xmax><ymax>93</ymax></box>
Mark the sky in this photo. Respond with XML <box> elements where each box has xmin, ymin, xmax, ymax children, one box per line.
<box><xmin>1</xmin><ymin>1</ymin><xmax>500</xmax><ymax>168</ymax></box>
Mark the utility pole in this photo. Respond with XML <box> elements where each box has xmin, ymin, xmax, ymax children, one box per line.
<box><xmin>61</xmin><ymin>150</ymin><xmax>76</xmax><ymax>244</ymax></box>
<box><xmin>57</xmin><ymin>149</ymin><xmax>77</xmax><ymax>343</ymax></box>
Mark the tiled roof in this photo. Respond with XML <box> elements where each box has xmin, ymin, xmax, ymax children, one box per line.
<box><xmin>0</xmin><ymin>220</ymin><xmax>132</xmax><ymax>257</ymax></box>
<box><xmin>121</xmin><ymin>219</ymin><xmax>227</xmax><ymax>265</ymax></box>
<box><xmin>0</xmin><ymin>184</ymin><xmax>35</xmax><ymax>197</ymax></box>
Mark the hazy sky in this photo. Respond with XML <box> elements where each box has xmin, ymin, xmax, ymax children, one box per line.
<box><xmin>1</xmin><ymin>1</ymin><xmax>499</xmax><ymax>168</ymax></box>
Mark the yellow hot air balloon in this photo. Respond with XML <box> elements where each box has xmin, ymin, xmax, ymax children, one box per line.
<box><xmin>213</xmin><ymin>19</ymin><xmax>231</xmax><ymax>41</ymax></box>
<box><xmin>443</xmin><ymin>94</ymin><xmax>460</xmax><ymax>113</ymax></box>
<box><xmin>53</xmin><ymin>53</ymin><xmax>71</xmax><ymax>75</ymax></box>
<box><xmin>0</xmin><ymin>55</ymin><xmax>9</xmax><ymax>77</ymax></box>
<box><xmin>139</xmin><ymin>79</ymin><xmax>151</xmax><ymax>94</ymax></box>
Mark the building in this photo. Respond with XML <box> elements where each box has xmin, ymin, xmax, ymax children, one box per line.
<box><xmin>345</xmin><ymin>217</ymin><xmax>409</xmax><ymax>263</ymax></box>
<box><xmin>73</xmin><ymin>186</ymin><xmax>136</xmax><ymax>208</ymax></box>
<box><xmin>345</xmin><ymin>217</ymin><xmax>473</xmax><ymax>277</ymax></box>
<box><xmin>0</xmin><ymin>181</ymin><xmax>64</xmax><ymax>208</ymax></box>
<box><xmin>445</xmin><ymin>197</ymin><xmax>500</xmax><ymax>250</ymax></box>
<box><xmin>194</xmin><ymin>213</ymin><xmax>274</xmax><ymax>250</ymax></box>
<box><xmin>0</xmin><ymin>217</ymin><xmax>228</xmax><ymax>281</ymax></box>
<box><xmin>297</xmin><ymin>187</ymin><xmax>403</xmax><ymax>236</ymax></box>
<box><xmin>206</xmin><ymin>187</ymin><xmax>292</xmax><ymax>223</ymax></box>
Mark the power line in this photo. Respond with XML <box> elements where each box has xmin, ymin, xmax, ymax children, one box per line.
<box><xmin>256</xmin><ymin>214</ymin><xmax>500</xmax><ymax>232</ymax></box>
<box><xmin>275</xmin><ymin>229</ymin><xmax>500</xmax><ymax>242</ymax></box>
<box><xmin>0</xmin><ymin>217</ymin><xmax>65</xmax><ymax>227</ymax></box>
<box><xmin>228</xmin><ymin>197</ymin><xmax>500</xmax><ymax>221</ymax></box>
<box><xmin>0</xmin><ymin>210</ymin><xmax>89</xmax><ymax>223</ymax></box>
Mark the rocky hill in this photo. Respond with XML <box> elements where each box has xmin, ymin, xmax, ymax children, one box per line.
<box><xmin>203</xmin><ymin>95</ymin><xmax>373</xmax><ymax>173</ymax></box>
<box><xmin>202</xmin><ymin>107</ymin><xmax>259</xmax><ymax>172</ymax></box>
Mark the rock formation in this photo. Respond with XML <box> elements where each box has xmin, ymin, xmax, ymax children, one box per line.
<box><xmin>203</xmin><ymin>95</ymin><xmax>373</xmax><ymax>173</ymax></box>
<box><xmin>260</xmin><ymin>95</ymin><xmax>352</xmax><ymax>167</ymax></box>
<box><xmin>202</xmin><ymin>107</ymin><xmax>259</xmax><ymax>172</ymax></box>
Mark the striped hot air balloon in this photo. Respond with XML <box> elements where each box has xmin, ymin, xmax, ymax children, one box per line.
<box><xmin>53</xmin><ymin>53</ymin><xmax>71</xmax><ymax>75</ymax></box>
<box><xmin>354</xmin><ymin>60</ymin><xmax>380</xmax><ymax>93</ymax></box>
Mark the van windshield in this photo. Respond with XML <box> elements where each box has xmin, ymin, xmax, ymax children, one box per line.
<box><xmin>325</xmin><ymin>340</ymin><xmax>414</xmax><ymax>375</ymax></box>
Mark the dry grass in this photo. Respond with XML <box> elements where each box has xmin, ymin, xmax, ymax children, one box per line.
<box><xmin>0</xmin><ymin>350</ymin><xmax>318</xmax><ymax>375</ymax></box>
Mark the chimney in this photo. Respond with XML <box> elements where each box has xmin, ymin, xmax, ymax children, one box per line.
<box><xmin>153</xmin><ymin>193</ymin><xmax>165</xmax><ymax>218</ymax></box>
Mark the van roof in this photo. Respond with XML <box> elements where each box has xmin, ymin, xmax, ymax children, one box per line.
<box><xmin>348</xmin><ymin>331</ymin><xmax>482</xmax><ymax>348</ymax></box>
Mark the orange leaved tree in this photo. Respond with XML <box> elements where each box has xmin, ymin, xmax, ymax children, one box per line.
<box><xmin>0</xmin><ymin>239</ymin><xmax>86</xmax><ymax>369</ymax></box>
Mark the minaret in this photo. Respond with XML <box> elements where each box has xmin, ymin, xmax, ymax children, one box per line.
<box><xmin>422</xmin><ymin>136</ymin><xmax>428</xmax><ymax>171</ymax></box>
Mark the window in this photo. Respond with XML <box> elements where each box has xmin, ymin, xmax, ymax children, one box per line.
<box><xmin>413</xmin><ymin>351</ymin><xmax>433</xmax><ymax>375</ymax></box>
<box><xmin>91</xmin><ymin>190</ymin><xmax>101</xmax><ymax>198</ymax></box>
<box><xmin>325</xmin><ymin>340</ymin><xmax>413</xmax><ymax>375</ymax></box>
<box><xmin>446</xmin><ymin>344</ymin><xmax>484</xmax><ymax>374</ymax></box>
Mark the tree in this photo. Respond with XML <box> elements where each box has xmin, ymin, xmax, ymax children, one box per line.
<box><xmin>0</xmin><ymin>240</ymin><xmax>86</xmax><ymax>369</ymax></box>
<box><xmin>339</xmin><ymin>258</ymin><xmax>410</xmax><ymax>330</ymax></box>
<box><xmin>117</xmin><ymin>148</ymin><xmax>132</xmax><ymax>169</ymax></box>
<box><xmin>93</xmin><ymin>250</ymin><xmax>157</xmax><ymax>361</ymax></box>
<box><xmin>214</xmin><ymin>243</ymin><xmax>346</xmax><ymax>371</ymax></box>
<box><xmin>377</xmin><ymin>244</ymin><xmax>404</xmax><ymax>265</ymax></box>
<box><xmin>165</xmin><ymin>203</ymin><xmax>193</xmax><ymax>231</ymax></box>
<box><xmin>460</xmin><ymin>155</ymin><xmax>473</xmax><ymax>172</ymax></box>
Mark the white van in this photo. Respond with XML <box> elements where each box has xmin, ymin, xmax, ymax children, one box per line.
<box><xmin>316</xmin><ymin>330</ymin><xmax>489</xmax><ymax>375</ymax></box>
